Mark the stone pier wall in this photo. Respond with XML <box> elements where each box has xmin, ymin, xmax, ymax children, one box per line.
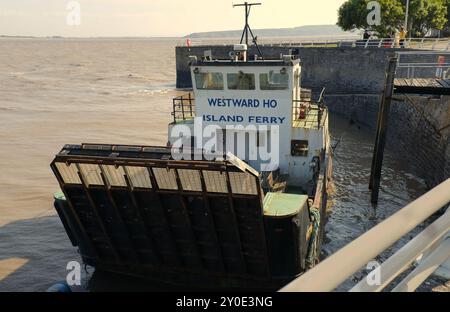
<box><xmin>388</xmin><ymin>96</ymin><xmax>450</xmax><ymax>188</ymax></box>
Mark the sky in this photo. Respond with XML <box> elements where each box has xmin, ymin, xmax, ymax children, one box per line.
<box><xmin>0</xmin><ymin>0</ymin><xmax>348</xmax><ymax>37</ymax></box>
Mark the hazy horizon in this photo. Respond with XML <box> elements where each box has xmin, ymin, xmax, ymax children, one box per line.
<box><xmin>0</xmin><ymin>0</ymin><xmax>347</xmax><ymax>37</ymax></box>
<box><xmin>0</xmin><ymin>24</ymin><xmax>353</xmax><ymax>39</ymax></box>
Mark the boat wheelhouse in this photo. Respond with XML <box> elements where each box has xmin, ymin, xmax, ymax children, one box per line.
<box><xmin>169</xmin><ymin>46</ymin><xmax>330</xmax><ymax>193</ymax></box>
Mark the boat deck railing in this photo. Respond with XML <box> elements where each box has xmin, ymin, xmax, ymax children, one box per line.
<box><xmin>292</xmin><ymin>88</ymin><xmax>326</xmax><ymax>129</ymax></box>
<box><xmin>172</xmin><ymin>93</ymin><xmax>195</xmax><ymax>124</ymax></box>
<box><xmin>280</xmin><ymin>178</ymin><xmax>450</xmax><ymax>292</ymax></box>
<box><xmin>172</xmin><ymin>89</ymin><xmax>328</xmax><ymax>129</ymax></box>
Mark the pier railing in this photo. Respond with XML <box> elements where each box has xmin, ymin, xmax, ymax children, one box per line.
<box><xmin>395</xmin><ymin>51</ymin><xmax>450</xmax><ymax>79</ymax></box>
<box><xmin>279</xmin><ymin>178</ymin><xmax>450</xmax><ymax>292</ymax></box>
<box><xmin>179</xmin><ymin>38</ymin><xmax>450</xmax><ymax>51</ymax></box>
<box><xmin>172</xmin><ymin>93</ymin><xmax>195</xmax><ymax>124</ymax></box>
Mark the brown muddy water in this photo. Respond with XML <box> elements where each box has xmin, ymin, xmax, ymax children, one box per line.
<box><xmin>0</xmin><ymin>39</ymin><xmax>443</xmax><ymax>291</ymax></box>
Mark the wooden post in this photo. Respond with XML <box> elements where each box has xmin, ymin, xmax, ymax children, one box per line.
<box><xmin>369</xmin><ymin>57</ymin><xmax>396</xmax><ymax>191</ymax></box>
<box><xmin>369</xmin><ymin>89</ymin><xmax>386</xmax><ymax>190</ymax></box>
<box><xmin>370</xmin><ymin>56</ymin><xmax>398</xmax><ymax>203</ymax></box>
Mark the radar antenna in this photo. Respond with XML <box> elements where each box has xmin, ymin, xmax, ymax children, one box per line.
<box><xmin>233</xmin><ymin>2</ymin><xmax>264</xmax><ymax>59</ymax></box>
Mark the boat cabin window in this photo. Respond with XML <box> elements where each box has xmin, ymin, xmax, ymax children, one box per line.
<box><xmin>194</xmin><ymin>72</ymin><xmax>224</xmax><ymax>90</ymax></box>
<box><xmin>291</xmin><ymin>140</ymin><xmax>309</xmax><ymax>157</ymax></box>
<box><xmin>227</xmin><ymin>72</ymin><xmax>255</xmax><ymax>90</ymax></box>
<box><xmin>260</xmin><ymin>71</ymin><xmax>289</xmax><ymax>90</ymax></box>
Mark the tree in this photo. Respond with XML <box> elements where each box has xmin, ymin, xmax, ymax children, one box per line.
<box><xmin>337</xmin><ymin>0</ymin><xmax>369</xmax><ymax>32</ymax></box>
<box><xmin>446</xmin><ymin>0</ymin><xmax>450</xmax><ymax>34</ymax></box>
<box><xmin>337</xmin><ymin>0</ymin><xmax>448</xmax><ymax>37</ymax></box>
<box><xmin>338</xmin><ymin>0</ymin><xmax>404</xmax><ymax>37</ymax></box>
<box><xmin>406</xmin><ymin>0</ymin><xmax>448</xmax><ymax>37</ymax></box>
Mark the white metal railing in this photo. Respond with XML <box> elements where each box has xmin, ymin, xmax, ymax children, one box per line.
<box><xmin>179</xmin><ymin>37</ymin><xmax>450</xmax><ymax>51</ymax></box>
<box><xmin>279</xmin><ymin>178</ymin><xmax>450</xmax><ymax>292</ymax></box>
<box><xmin>396</xmin><ymin>51</ymin><xmax>450</xmax><ymax>79</ymax></box>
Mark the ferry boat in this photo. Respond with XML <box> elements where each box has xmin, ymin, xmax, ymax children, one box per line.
<box><xmin>50</xmin><ymin>43</ymin><xmax>333</xmax><ymax>290</ymax></box>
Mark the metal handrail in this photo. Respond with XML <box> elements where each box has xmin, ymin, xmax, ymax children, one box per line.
<box><xmin>350</xmin><ymin>209</ymin><xmax>450</xmax><ymax>291</ymax></box>
<box><xmin>292</xmin><ymin>88</ymin><xmax>326</xmax><ymax>129</ymax></box>
<box><xmin>172</xmin><ymin>93</ymin><xmax>195</xmax><ymax>123</ymax></box>
<box><xmin>178</xmin><ymin>38</ymin><xmax>450</xmax><ymax>51</ymax></box>
<box><xmin>391</xmin><ymin>236</ymin><xmax>450</xmax><ymax>292</ymax></box>
<box><xmin>395</xmin><ymin>51</ymin><xmax>450</xmax><ymax>78</ymax></box>
<box><xmin>279</xmin><ymin>178</ymin><xmax>450</xmax><ymax>292</ymax></box>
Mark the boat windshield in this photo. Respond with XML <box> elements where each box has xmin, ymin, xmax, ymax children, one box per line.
<box><xmin>195</xmin><ymin>72</ymin><xmax>224</xmax><ymax>90</ymax></box>
<box><xmin>260</xmin><ymin>71</ymin><xmax>289</xmax><ymax>90</ymax></box>
<box><xmin>227</xmin><ymin>72</ymin><xmax>255</xmax><ymax>90</ymax></box>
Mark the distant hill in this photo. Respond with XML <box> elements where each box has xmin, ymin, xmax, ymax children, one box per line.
<box><xmin>185</xmin><ymin>25</ymin><xmax>356</xmax><ymax>39</ymax></box>
<box><xmin>0</xmin><ymin>35</ymin><xmax>36</xmax><ymax>39</ymax></box>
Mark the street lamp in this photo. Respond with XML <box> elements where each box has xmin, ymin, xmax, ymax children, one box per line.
<box><xmin>404</xmin><ymin>0</ymin><xmax>410</xmax><ymax>31</ymax></box>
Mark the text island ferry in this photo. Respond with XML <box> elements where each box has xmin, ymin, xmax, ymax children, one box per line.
<box><xmin>50</xmin><ymin>43</ymin><xmax>333</xmax><ymax>290</ymax></box>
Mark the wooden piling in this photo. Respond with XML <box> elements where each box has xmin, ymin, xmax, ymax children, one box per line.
<box><xmin>370</xmin><ymin>56</ymin><xmax>398</xmax><ymax>203</ymax></box>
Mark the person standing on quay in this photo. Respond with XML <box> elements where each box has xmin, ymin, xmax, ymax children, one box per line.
<box><xmin>399</xmin><ymin>27</ymin><xmax>407</xmax><ymax>48</ymax></box>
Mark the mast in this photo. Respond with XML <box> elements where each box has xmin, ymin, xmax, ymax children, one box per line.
<box><xmin>233</xmin><ymin>2</ymin><xmax>264</xmax><ymax>58</ymax></box>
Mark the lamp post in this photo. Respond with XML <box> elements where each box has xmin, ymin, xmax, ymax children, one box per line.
<box><xmin>404</xmin><ymin>0</ymin><xmax>410</xmax><ymax>31</ymax></box>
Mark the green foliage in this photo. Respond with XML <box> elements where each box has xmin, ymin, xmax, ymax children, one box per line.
<box><xmin>447</xmin><ymin>0</ymin><xmax>450</xmax><ymax>32</ymax></box>
<box><xmin>337</xmin><ymin>0</ymin><xmax>368</xmax><ymax>31</ymax></box>
<box><xmin>337</xmin><ymin>0</ymin><xmax>449</xmax><ymax>37</ymax></box>
<box><xmin>407</xmin><ymin>0</ymin><xmax>448</xmax><ymax>36</ymax></box>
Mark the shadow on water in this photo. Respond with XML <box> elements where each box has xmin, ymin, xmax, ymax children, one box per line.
<box><xmin>0</xmin><ymin>215</ymin><xmax>192</xmax><ymax>292</ymax></box>
<box><xmin>0</xmin><ymin>216</ymin><xmax>79</xmax><ymax>292</ymax></box>
<box><xmin>0</xmin><ymin>216</ymin><xmax>256</xmax><ymax>292</ymax></box>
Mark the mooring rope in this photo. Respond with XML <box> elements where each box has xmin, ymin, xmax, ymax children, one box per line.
<box><xmin>305</xmin><ymin>208</ymin><xmax>321</xmax><ymax>269</ymax></box>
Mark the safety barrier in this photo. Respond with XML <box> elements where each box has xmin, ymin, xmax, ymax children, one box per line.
<box><xmin>279</xmin><ymin>178</ymin><xmax>450</xmax><ymax>292</ymax></box>
<box><xmin>179</xmin><ymin>38</ymin><xmax>450</xmax><ymax>51</ymax></box>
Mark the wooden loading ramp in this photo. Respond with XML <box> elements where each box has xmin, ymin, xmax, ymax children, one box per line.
<box><xmin>50</xmin><ymin>144</ymin><xmax>273</xmax><ymax>287</ymax></box>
